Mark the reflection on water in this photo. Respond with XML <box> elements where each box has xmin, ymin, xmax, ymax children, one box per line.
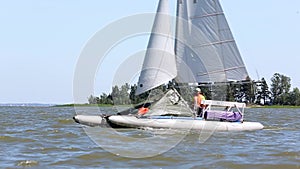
<box><xmin>0</xmin><ymin>106</ymin><xmax>299</xmax><ymax>168</ymax></box>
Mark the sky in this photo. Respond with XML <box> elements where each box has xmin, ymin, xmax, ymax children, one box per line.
<box><xmin>0</xmin><ymin>0</ymin><xmax>299</xmax><ymax>104</ymax></box>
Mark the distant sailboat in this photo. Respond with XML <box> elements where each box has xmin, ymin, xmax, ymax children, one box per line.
<box><xmin>74</xmin><ymin>0</ymin><xmax>263</xmax><ymax>131</ymax></box>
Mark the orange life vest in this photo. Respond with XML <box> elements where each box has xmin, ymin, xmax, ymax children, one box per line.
<box><xmin>197</xmin><ymin>93</ymin><xmax>206</xmax><ymax>107</ymax></box>
<box><xmin>138</xmin><ymin>107</ymin><xmax>149</xmax><ymax>115</ymax></box>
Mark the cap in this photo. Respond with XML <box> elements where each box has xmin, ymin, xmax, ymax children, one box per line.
<box><xmin>196</xmin><ymin>88</ymin><xmax>201</xmax><ymax>92</ymax></box>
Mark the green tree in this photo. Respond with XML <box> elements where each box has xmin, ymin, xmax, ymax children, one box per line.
<box><xmin>111</xmin><ymin>85</ymin><xmax>120</xmax><ymax>105</ymax></box>
<box><xmin>99</xmin><ymin>92</ymin><xmax>113</xmax><ymax>104</ymax></box>
<box><xmin>129</xmin><ymin>84</ymin><xmax>138</xmax><ymax>104</ymax></box>
<box><xmin>90</xmin><ymin>73</ymin><xmax>300</xmax><ymax>106</ymax></box>
<box><xmin>88</xmin><ymin>95</ymin><xmax>98</xmax><ymax>104</ymax></box>
<box><xmin>261</xmin><ymin>78</ymin><xmax>271</xmax><ymax>105</ymax></box>
<box><xmin>271</xmin><ymin>73</ymin><xmax>291</xmax><ymax>105</ymax></box>
<box><xmin>255</xmin><ymin>78</ymin><xmax>271</xmax><ymax>105</ymax></box>
<box><xmin>241</xmin><ymin>76</ymin><xmax>254</xmax><ymax>103</ymax></box>
<box><xmin>254</xmin><ymin>81</ymin><xmax>262</xmax><ymax>104</ymax></box>
<box><xmin>129</xmin><ymin>84</ymin><xmax>150</xmax><ymax>104</ymax></box>
<box><xmin>100</xmin><ymin>93</ymin><xmax>107</xmax><ymax>104</ymax></box>
<box><xmin>287</xmin><ymin>88</ymin><xmax>300</xmax><ymax>106</ymax></box>
<box><xmin>120</xmin><ymin>83</ymin><xmax>130</xmax><ymax>104</ymax></box>
<box><xmin>109</xmin><ymin>84</ymin><xmax>132</xmax><ymax>105</ymax></box>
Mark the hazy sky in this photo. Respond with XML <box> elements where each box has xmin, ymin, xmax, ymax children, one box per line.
<box><xmin>1</xmin><ymin>0</ymin><xmax>299</xmax><ymax>104</ymax></box>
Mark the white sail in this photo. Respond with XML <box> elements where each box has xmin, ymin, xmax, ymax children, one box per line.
<box><xmin>175</xmin><ymin>0</ymin><xmax>249</xmax><ymax>83</ymax></box>
<box><xmin>135</xmin><ymin>0</ymin><xmax>177</xmax><ymax>95</ymax></box>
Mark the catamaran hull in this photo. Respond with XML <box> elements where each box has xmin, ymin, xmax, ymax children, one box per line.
<box><xmin>73</xmin><ymin>115</ymin><xmax>132</xmax><ymax>128</ymax></box>
<box><xmin>108</xmin><ymin>115</ymin><xmax>263</xmax><ymax>131</ymax></box>
<box><xmin>73</xmin><ymin>114</ymin><xmax>263</xmax><ymax>131</ymax></box>
<box><xmin>73</xmin><ymin>115</ymin><xmax>107</xmax><ymax>127</ymax></box>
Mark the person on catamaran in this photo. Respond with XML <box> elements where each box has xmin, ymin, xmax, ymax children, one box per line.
<box><xmin>194</xmin><ymin>88</ymin><xmax>206</xmax><ymax>117</ymax></box>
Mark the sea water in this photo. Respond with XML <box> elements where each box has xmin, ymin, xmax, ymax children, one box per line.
<box><xmin>0</xmin><ymin>106</ymin><xmax>299</xmax><ymax>168</ymax></box>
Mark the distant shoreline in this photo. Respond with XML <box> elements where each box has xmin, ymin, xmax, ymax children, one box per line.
<box><xmin>248</xmin><ymin>105</ymin><xmax>300</xmax><ymax>109</ymax></box>
<box><xmin>0</xmin><ymin>103</ymin><xmax>55</xmax><ymax>107</ymax></box>
<box><xmin>54</xmin><ymin>103</ymin><xmax>114</xmax><ymax>107</ymax></box>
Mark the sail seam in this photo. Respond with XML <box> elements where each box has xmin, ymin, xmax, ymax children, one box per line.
<box><xmin>196</xmin><ymin>65</ymin><xmax>246</xmax><ymax>76</ymax></box>
<box><xmin>190</xmin><ymin>12</ymin><xmax>224</xmax><ymax>20</ymax></box>
<box><xmin>192</xmin><ymin>39</ymin><xmax>235</xmax><ymax>48</ymax></box>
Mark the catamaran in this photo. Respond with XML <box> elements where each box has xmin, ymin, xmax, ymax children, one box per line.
<box><xmin>73</xmin><ymin>0</ymin><xmax>264</xmax><ymax>131</ymax></box>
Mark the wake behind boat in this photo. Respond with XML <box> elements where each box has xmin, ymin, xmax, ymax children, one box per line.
<box><xmin>73</xmin><ymin>0</ymin><xmax>264</xmax><ymax>131</ymax></box>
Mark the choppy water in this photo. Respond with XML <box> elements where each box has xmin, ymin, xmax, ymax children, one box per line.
<box><xmin>0</xmin><ymin>106</ymin><xmax>299</xmax><ymax>168</ymax></box>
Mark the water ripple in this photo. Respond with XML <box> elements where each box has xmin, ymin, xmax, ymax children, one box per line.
<box><xmin>17</xmin><ymin>160</ymin><xmax>39</xmax><ymax>167</ymax></box>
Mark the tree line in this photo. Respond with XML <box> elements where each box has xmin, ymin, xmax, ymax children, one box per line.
<box><xmin>88</xmin><ymin>73</ymin><xmax>300</xmax><ymax>106</ymax></box>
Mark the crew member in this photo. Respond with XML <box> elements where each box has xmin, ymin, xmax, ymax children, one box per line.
<box><xmin>194</xmin><ymin>88</ymin><xmax>206</xmax><ymax>117</ymax></box>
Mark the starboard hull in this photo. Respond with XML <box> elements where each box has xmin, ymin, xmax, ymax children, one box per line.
<box><xmin>108</xmin><ymin>115</ymin><xmax>264</xmax><ymax>131</ymax></box>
